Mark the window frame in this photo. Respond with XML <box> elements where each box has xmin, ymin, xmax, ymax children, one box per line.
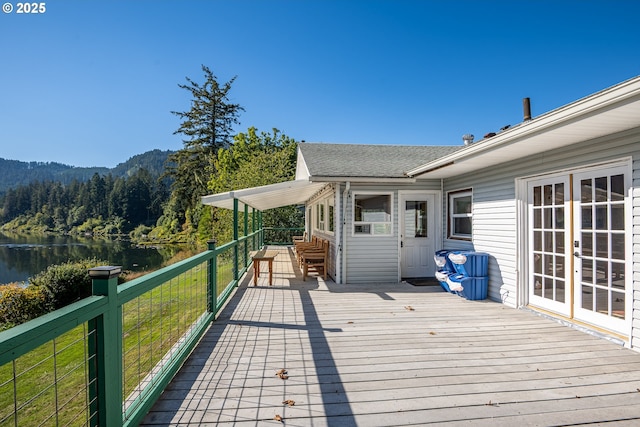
<box><xmin>352</xmin><ymin>192</ymin><xmax>394</xmax><ymax>237</ymax></box>
<box><xmin>448</xmin><ymin>189</ymin><xmax>472</xmax><ymax>240</ymax></box>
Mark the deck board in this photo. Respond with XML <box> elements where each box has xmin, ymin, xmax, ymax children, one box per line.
<box><xmin>141</xmin><ymin>247</ymin><xmax>640</xmax><ymax>426</ymax></box>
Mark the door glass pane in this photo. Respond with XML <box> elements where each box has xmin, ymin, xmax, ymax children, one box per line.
<box><xmin>581</xmin><ymin>179</ymin><xmax>592</xmax><ymax>202</ymax></box>
<box><xmin>595</xmin><ymin>233</ymin><xmax>608</xmax><ymax>258</ymax></box>
<box><xmin>544</xmin><ymin>277</ymin><xmax>554</xmax><ymax>299</ymax></box>
<box><xmin>612</xmin><ymin>263</ymin><xmax>625</xmax><ymax>290</ymax></box>
<box><xmin>534</xmin><ymin>253</ymin><xmax>542</xmax><ymax>274</ymax></box>
<box><xmin>611</xmin><ymin>234</ymin><xmax>624</xmax><ymax>260</ymax></box>
<box><xmin>582</xmin><ymin>232</ymin><xmax>593</xmax><ymax>256</ymax></box>
<box><xmin>533</xmin><ymin>209</ymin><xmax>541</xmax><ymax>228</ymax></box>
<box><xmin>611</xmin><ymin>290</ymin><xmax>625</xmax><ymax>319</ymax></box>
<box><xmin>595</xmin><ymin>206</ymin><xmax>607</xmax><ymax>230</ymax></box>
<box><xmin>555</xmin><ymin>231</ymin><xmax>564</xmax><ymax>252</ymax></box>
<box><xmin>554</xmin><ymin>183</ymin><xmax>564</xmax><ymax>204</ymax></box>
<box><xmin>611</xmin><ymin>204</ymin><xmax>624</xmax><ymax>230</ymax></box>
<box><xmin>543</xmin><ymin>185</ymin><xmax>553</xmax><ymax>205</ymax></box>
<box><xmin>595</xmin><ymin>260</ymin><xmax>608</xmax><ymax>286</ymax></box>
<box><xmin>581</xmin><ymin>207</ymin><xmax>592</xmax><ymax>229</ymax></box>
<box><xmin>610</xmin><ymin>174</ymin><xmax>624</xmax><ymax>201</ymax></box>
<box><xmin>544</xmin><ymin>254</ymin><xmax>553</xmax><ymax>275</ymax></box>
<box><xmin>533</xmin><ymin>186</ymin><xmax>541</xmax><ymax>206</ymax></box>
<box><xmin>543</xmin><ymin>208</ymin><xmax>552</xmax><ymax>228</ymax></box>
<box><xmin>533</xmin><ymin>230</ymin><xmax>542</xmax><ymax>251</ymax></box>
<box><xmin>595</xmin><ymin>287</ymin><xmax>608</xmax><ymax>315</ymax></box>
<box><xmin>556</xmin><ymin>280</ymin><xmax>565</xmax><ymax>303</ymax></box>
<box><xmin>534</xmin><ymin>275</ymin><xmax>542</xmax><ymax>296</ymax></box>
<box><xmin>555</xmin><ymin>207</ymin><xmax>564</xmax><ymax>228</ymax></box>
<box><xmin>544</xmin><ymin>231</ymin><xmax>553</xmax><ymax>251</ymax></box>
<box><xmin>556</xmin><ymin>255</ymin><xmax>565</xmax><ymax>276</ymax></box>
<box><xmin>405</xmin><ymin>201</ymin><xmax>427</xmax><ymax>238</ymax></box>
<box><xmin>595</xmin><ymin>177</ymin><xmax>608</xmax><ymax>202</ymax></box>
<box><xmin>582</xmin><ymin>259</ymin><xmax>593</xmax><ymax>283</ymax></box>
<box><xmin>582</xmin><ymin>285</ymin><xmax>593</xmax><ymax>310</ymax></box>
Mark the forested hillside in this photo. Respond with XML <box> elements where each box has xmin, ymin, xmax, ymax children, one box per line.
<box><xmin>0</xmin><ymin>149</ymin><xmax>174</xmax><ymax>196</ymax></box>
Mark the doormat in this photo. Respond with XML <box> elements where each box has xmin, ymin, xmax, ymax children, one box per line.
<box><xmin>405</xmin><ymin>277</ymin><xmax>440</xmax><ymax>286</ymax></box>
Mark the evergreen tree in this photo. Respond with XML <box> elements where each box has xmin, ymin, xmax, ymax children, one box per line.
<box><xmin>165</xmin><ymin>65</ymin><xmax>244</xmax><ymax>235</ymax></box>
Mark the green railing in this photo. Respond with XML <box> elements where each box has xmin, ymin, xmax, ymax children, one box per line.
<box><xmin>0</xmin><ymin>230</ymin><xmax>263</xmax><ymax>427</ymax></box>
<box><xmin>263</xmin><ymin>227</ymin><xmax>305</xmax><ymax>245</ymax></box>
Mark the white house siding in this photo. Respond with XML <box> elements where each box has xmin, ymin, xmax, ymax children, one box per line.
<box><xmin>307</xmin><ymin>186</ymin><xmax>337</xmax><ymax>280</ymax></box>
<box><xmin>342</xmin><ymin>182</ymin><xmax>441</xmax><ymax>284</ymax></box>
<box><xmin>441</xmin><ymin>128</ymin><xmax>640</xmax><ymax>321</ymax></box>
<box><xmin>633</xmin><ymin>155</ymin><xmax>640</xmax><ymax>348</ymax></box>
<box><xmin>441</xmin><ymin>166</ymin><xmax>518</xmax><ymax>306</ymax></box>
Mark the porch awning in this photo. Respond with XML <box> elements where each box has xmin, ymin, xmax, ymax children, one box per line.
<box><xmin>201</xmin><ymin>180</ymin><xmax>328</xmax><ymax>211</ymax></box>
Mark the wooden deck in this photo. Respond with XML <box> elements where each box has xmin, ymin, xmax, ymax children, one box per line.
<box><xmin>141</xmin><ymin>247</ymin><xmax>640</xmax><ymax>426</ymax></box>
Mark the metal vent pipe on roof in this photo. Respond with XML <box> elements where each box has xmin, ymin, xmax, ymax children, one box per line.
<box><xmin>462</xmin><ymin>134</ymin><xmax>474</xmax><ymax>145</ymax></box>
<box><xmin>523</xmin><ymin>97</ymin><xmax>532</xmax><ymax>121</ymax></box>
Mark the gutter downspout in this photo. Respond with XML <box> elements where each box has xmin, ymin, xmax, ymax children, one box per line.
<box><xmin>335</xmin><ymin>184</ymin><xmax>341</xmax><ymax>284</ymax></box>
<box><xmin>341</xmin><ymin>182</ymin><xmax>350</xmax><ymax>285</ymax></box>
<box><xmin>440</xmin><ymin>178</ymin><xmax>444</xmax><ymax>249</ymax></box>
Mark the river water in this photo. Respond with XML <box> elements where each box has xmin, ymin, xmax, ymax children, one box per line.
<box><xmin>0</xmin><ymin>231</ymin><xmax>174</xmax><ymax>284</ymax></box>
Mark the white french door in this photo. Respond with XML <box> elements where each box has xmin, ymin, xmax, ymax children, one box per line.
<box><xmin>528</xmin><ymin>176</ymin><xmax>572</xmax><ymax>317</ymax></box>
<box><xmin>527</xmin><ymin>164</ymin><xmax>630</xmax><ymax>335</ymax></box>
<box><xmin>572</xmin><ymin>167</ymin><xmax>630</xmax><ymax>333</ymax></box>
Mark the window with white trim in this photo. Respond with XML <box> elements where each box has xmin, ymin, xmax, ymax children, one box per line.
<box><xmin>328</xmin><ymin>198</ymin><xmax>335</xmax><ymax>233</ymax></box>
<box><xmin>317</xmin><ymin>203</ymin><xmax>325</xmax><ymax>231</ymax></box>
<box><xmin>353</xmin><ymin>193</ymin><xmax>392</xmax><ymax>235</ymax></box>
<box><xmin>448</xmin><ymin>189</ymin><xmax>472</xmax><ymax>240</ymax></box>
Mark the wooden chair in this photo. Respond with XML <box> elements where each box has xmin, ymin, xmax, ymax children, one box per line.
<box><xmin>294</xmin><ymin>235</ymin><xmax>321</xmax><ymax>265</ymax></box>
<box><xmin>302</xmin><ymin>239</ymin><xmax>329</xmax><ymax>281</ymax></box>
<box><xmin>292</xmin><ymin>231</ymin><xmax>307</xmax><ymax>245</ymax></box>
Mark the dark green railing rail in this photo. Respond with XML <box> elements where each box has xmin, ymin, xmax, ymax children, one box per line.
<box><xmin>0</xmin><ymin>229</ymin><xmax>265</xmax><ymax>426</ymax></box>
<box><xmin>263</xmin><ymin>227</ymin><xmax>305</xmax><ymax>245</ymax></box>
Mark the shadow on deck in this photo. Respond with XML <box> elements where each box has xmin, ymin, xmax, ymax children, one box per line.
<box><xmin>141</xmin><ymin>247</ymin><xmax>640</xmax><ymax>426</ymax></box>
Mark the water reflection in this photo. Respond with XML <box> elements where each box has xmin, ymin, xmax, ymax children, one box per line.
<box><xmin>0</xmin><ymin>231</ymin><xmax>174</xmax><ymax>284</ymax></box>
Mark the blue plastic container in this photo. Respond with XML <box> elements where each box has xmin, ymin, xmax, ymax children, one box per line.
<box><xmin>448</xmin><ymin>251</ymin><xmax>489</xmax><ymax>277</ymax></box>
<box><xmin>454</xmin><ymin>276</ymin><xmax>489</xmax><ymax>300</ymax></box>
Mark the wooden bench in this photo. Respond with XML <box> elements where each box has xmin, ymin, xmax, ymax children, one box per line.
<box><xmin>249</xmin><ymin>249</ymin><xmax>279</xmax><ymax>286</ymax></box>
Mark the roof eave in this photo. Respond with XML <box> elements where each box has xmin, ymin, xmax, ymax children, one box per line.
<box><xmin>407</xmin><ymin>76</ymin><xmax>640</xmax><ymax>178</ymax></box>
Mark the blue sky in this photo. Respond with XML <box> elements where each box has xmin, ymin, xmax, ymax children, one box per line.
<box><xmin>1</xmin><ymin>0</ymin><xmax>639</xmax><ymax>168</ymax></box>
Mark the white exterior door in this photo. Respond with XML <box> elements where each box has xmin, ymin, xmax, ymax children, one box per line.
<box><xmin>527</xmin><ymin>164</ymin><xmax>631</xmax><ymax>335</ymax></box>
<box><xmin>572</xmin><ymin>167</ymin><xmax>630</xmax><ymax>334</ymax></box>
<box><xmin>528</xmin><ymin>176</ymin><xmax>572</xmax><ymax>317</ymax></box>
<box><xmin>400</xmin><ymin>193</ymin><xmax>436</xmax><ymax>278</ymax></box>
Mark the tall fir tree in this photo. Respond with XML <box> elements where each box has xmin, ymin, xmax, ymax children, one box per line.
<box><xmin>165</xmin><ymin>65</ymin><xmax>244</xmax><ymax>235</ymax></box>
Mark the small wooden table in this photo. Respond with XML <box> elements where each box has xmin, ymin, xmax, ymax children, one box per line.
<box><xmin>250</xmin><ymin>249</ymin><xmax>279</xmax><ymax>286</ymax></box>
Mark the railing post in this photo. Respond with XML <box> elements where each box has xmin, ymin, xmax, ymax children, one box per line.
<box><xmin>259</xmin><ymin>211</ymin><xmax>264</xmax><ymax>247</ymax></box>
<box><xmin>207</xmin><ymin>239</ymin><xmax>218</xmax><ymax>316</ymax></box>
<box><xmin>88</xmin><ymin>266</ymin><xmax>123</xmax><ymax>427</ymax></box>
<box><xmin>252</xmin><ymin>207</ymin><xmax>257</xmax><ymax>251</ymax></box>
<box><xmin>233</xmin><ymin>199</ymin><xmax>239</xmax><ymax>282</ymax></box>
<box><xmin>244</xmin><ymin>203</ymin><xmax>249</xmax><ymax>267</ymax></box>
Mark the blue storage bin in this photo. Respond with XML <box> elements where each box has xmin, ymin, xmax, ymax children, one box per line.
<box><xmin>435</xmin><ymin>269</ymin><xmax>453</xmax><ymax>292</ymax></box>
<box><xmin>456</xmin><ymin>276</ymin><xmax>489</xmax><ymax>300</ymax></box>
<box><xmin>435</xmin><ymin>249</ymin><xmax>489</xmax><ymax>300</ymax></box>
<box><xmin>434</xmin><ymin>250</ymin><xmax>456</xmax><ymax>292</ymax></box>
<box><xmin>448</xmin><ymin>251</ymin><xmax>489</xmax><ymax>277</ymax></box>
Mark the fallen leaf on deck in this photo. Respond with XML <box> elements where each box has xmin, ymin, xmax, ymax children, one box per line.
<box><xmin>282</xmin><ymin>399</ymin><xmax>295</xmax><ymax>406</ymax></box>
<box><xmin>429</xmin><ymin>331</ymin><xmax>436</xmax><ymax>335</ymax></box>
<box><xmin>404</xmin><ymin>306</ymin><xmax>415</xmax><ymax>311</ymax></box>
<box><xmin>274</xmin><ymin>414</ymin><xmax>283</xmax><ymax>422</ymax></box>
<box><xmin>275</xmin><ymin>368</ymin><xmax>287</xmax><ymax>376</ymax></box>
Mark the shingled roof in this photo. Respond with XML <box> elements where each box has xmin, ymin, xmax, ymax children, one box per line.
<box><xmin>298</xmin><ymin>142</ymin><xmax>462</xmax><ymax>179</ymax></box>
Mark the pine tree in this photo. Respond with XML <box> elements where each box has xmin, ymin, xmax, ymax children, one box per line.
<box><xmin>165</xmin><ymin>65</ymin><xmax>244</xmax><ymax>234</ymax></box>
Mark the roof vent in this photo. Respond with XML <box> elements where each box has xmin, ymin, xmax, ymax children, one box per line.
<box><xmin>462</xmin><ymin>134</ymin><xmax>474</xmax><ymax>145</ymax></box>
<box><xmin>523</xmin><ymin>97</ymin><xmax>532</xmax><ymax>121</ymax></box>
